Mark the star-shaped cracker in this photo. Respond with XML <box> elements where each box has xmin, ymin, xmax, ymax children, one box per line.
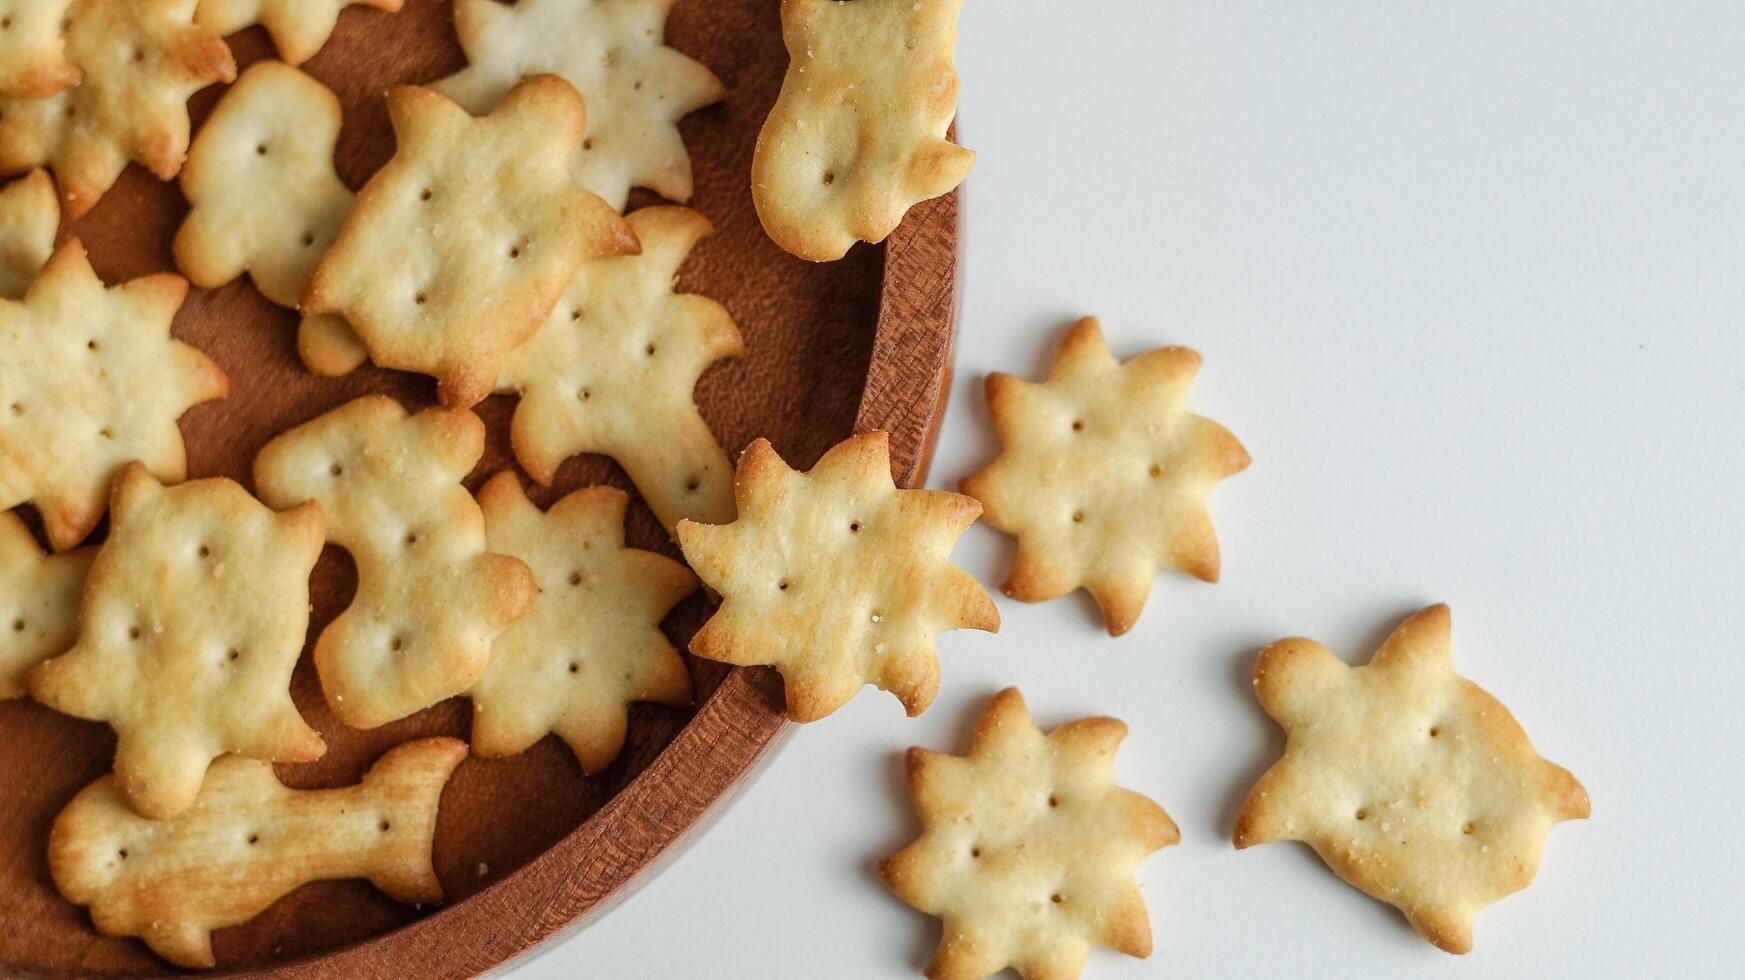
<box><xmin>498</xmin><ymin>205</ymin><xmax>742</xmax><ymax>534</ymax></box>
<box><xmin>0</xmin><ymin>168</ymin><xmax>58</xmax><ymax>298</ymax></box>
<box><xmin>677</xmin><ymin>431</ymin><xmax>997</xmax><ymax>722</ymax></box>
<box><xmin>303</xmin><ymin>75</ymin><xmax>637</xmax><ymax>408</ymax></box>
<box><xmin>0</xmin><ymin>0</ymin><xmax>79</xmax><ymax>98</ymax></box>
<box><xmin>471</xmin><ymin>473</ymin><xmax>695</xmax><ymax>772</ymax></box>
<box><xmin>752</xmin><ymin>0</ymin><xmax>975</xmax><ymax>262</ymax></box>
<box><xmin>197</xmin><ymin>0</ymin><xmax>403</xmax><ymax>66</ymax></box>
<box><xmin>0</xmin><ymin>239</ymin><xmax>228</xmax><ymax>552</ymax></box>
<box><xmin>881</xmin><ymin>688</ymin><xmax>1179</xmax><ymax>980</ymax></box>
<box><xmin>436</xmin><ymin>0</ymin><xmax>726</xmax><ymax>211</ymax></box>
<box><xmin>175</xmin><ymin>60</ymin><xmax>365</xmax><ymax>377</ymax></box>
<box><xmin>30</xmin><ymin>464</ymin><xmax>326</xmax><ymax>820</ymax></box>
<box><xmin>1233</xmin><ymin>604</ymin><xmax>1591</xmax><ymax>954</ymax></box>
<box><xmin>960</xmin><ymin>317</ymin><xmax>1249</xmax><ymax>637</ymax></box>
<box><xmin>50</xmin><ymin>736</ymin><xmax>465</xmax><ymax>969</ymax></box>
<box><xmin>254</xmin><ymin>396</ymin><xmax>537</xmax><ymax>729</ymax></box>
<box><xmin>0</xmin><ymin>511</ymin><xmax>92</xmax><ymax>699</ymax></box>
<box><xmin>0</xmin><ymin>0</ymin><xmax>235</xmax><ymax>219</ymax></box>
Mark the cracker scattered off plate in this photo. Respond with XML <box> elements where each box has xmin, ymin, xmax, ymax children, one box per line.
<box><xmin>303</xmin><ymin>74</ymin><xmax>637</xmax><ymax>408</ymax></box>
<box><xmin>752</xmin><ymin>0</ymin><xmax>974</xmax><ymax>261</ymax></box>
<box><xmin>254</xmin><ymin>395</ymin><xmax>537</xmax><ymax>729</ymax></box>
<box><xmin>49</xmin><ymin>737</ymin><xmax>465</xmax><ymax>969</ymax></box>
<box><xmin>0</xmin><ymin>168</ymin><xmax>58</xmax><ymax>299</ymax></box>
<box><xmin>0</xmin><ymin>511</ymin><xmax>92</xmax><ymax>700</ymax></box>
<box><xmin>29</xmin><ymin>464</ymin><xmax>326</xmax><ymax>820</ymax></box>
<box><xmin>472</xmin><ymin>472</ymin><xmax>695</xmax><ymax>773</ymax></box>
<box><xmin>881</xmin><ymin>688</ymin><xmax>1179</xmax><ymax>980</ymax></box>
<box><xmin>0</xmin><ymin>239</ymin><xmax>228</xmax><ymax>552</ymax></box>
<box><xmin>198</xmin><ymin>0</ymin><xmax>404</xmax><ymax>66</ymax></box>
<box><xmin>1233</xmin><ymin>604</ymin><xmax>1590</xmax><ymax>954</ymax></box>
<box><xmin>0</xmin><ymin>0</ymin><xmax>80</xmax><ymax>98</ymax></box>
<box><xmin>175</xmin><ymin>59</ymin><xmax>365</xmax><ymax>377</ymax></box>
<box><xmin>498</xmin><ymin>205</ymin><xmax>742</xmax><ymax>534</ymax></box>
<box><xmin>437</xmin><ymin>0</ymin><xmax>725</xmax><ymax>212</ymax></box>
<box><xmin>0</xmin><ymin>0</ymin><xmax>235</xmax><ymax>219</ymax></box>
<box><xmin>678</xmin><ymin>431</ymin><xmax>997</xmax><ymax>721</ymax></box>
<box><xmin>961</xmin><ymin>317</ymin><xmax>1249</xmax><ymax>636</ymax></box>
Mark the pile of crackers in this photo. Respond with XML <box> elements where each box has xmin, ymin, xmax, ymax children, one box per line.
<box><xmin>0</xmin><ymin>1</ymin><xmax>1588</xmax><ymax>977</ymax></box>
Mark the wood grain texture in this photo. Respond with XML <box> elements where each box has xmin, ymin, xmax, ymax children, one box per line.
<box><xmin>0</xmin><ymin>0</ymin><xmax>961</xmax><ymax>975</ymax></box>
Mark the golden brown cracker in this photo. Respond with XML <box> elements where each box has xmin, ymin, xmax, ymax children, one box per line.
<box><xmin>0</xmin><ymin>0</ymin><xmax>235</xmax><ymax>219</ymax></box>
<box><xmin>0</xmin><ymin>0</ymin><xmax>79</xmax><ymax>98</ymax></box>
<box><xmin>751</xmin><ymin>0</ymin><xmax>974</xmax><ymax>261</ymax></box>
<box><xmin>471</xmin><ymin>472</ymin><xmax>694</xmax><ymax>772</ymax></box>
<box><xmin>881</xmin><ymin>688</ymin><xmax>1179</xmax><ymax>980</ymax></box>
<box><xmin>1233</xmin><ymin>604</ymin><xmax>1591</xmax><ymax>954</ymax></box>
<box><xmin>437</xmin><ymin>0</ymin><xmax>725</xmax><ymax>211</ymax></box>
<box><xmin>961</xmin><ymin>317</ymin><xmax>1249</xmax><ymax>636</ymax></box>
<box><xmin>175</xmin><ymin>60</ymin><xmax>366</xmax><ymax>377</ymax></box>
<box><xmin>0</xmin><ymin>239</ymin><xmax>228</xmax><ymax>552</ymax></box>
<box><xmin>677</xmin><ymin>431</ymin><xmax>997</xmax><ymax>722</ymax></box>
<box><xmin>29</xmin><ymin>464</ymin><xmax>326</xmax><ymax>820</ymax></box>
<box><xmin>303</xmin><ymin>75</ymin><xmax>637</xmax><ymax>407</ymax></box>
<box><xmin>0</xmin><ymin>511</ymin><xmax>92</xmax><ymax>699</ymax></box>
<box><xmin>253</xmin><ymin>395</ymin><xmax>537</xmax><ymax>729</ymax></box>
<box><xmin>498</xmin><ymin>205</ymin><xmax>742</xmax><ymax>534</ymax></box>
<box><xmin>50</xmin><ymin>736</ymin><xmax>465</xmax><ymax>969</ymax></box>
<box><xmin>0</xmin><ymin>168</ymin><xmax>58</xmax><ymax>299</ymax></box>
<box><xmin>197</xmin><ymin>0</ymin><xmax>404</xmax><ymax>66</ymax></box>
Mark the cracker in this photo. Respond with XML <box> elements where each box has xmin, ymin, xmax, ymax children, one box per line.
<box><xmin>254</xmin><ymin>395</ymin><xmax>537</xmax><ymax>729</ymax></box>
<box><xmin>0</xmin><ymin>239</ymin><xmax>228</xmax><ymax>552</ymax></box>
<box><xmin>1233</xmin><ymin>604</ymin><xmax>1591</xmax><ymax>954</ymax></box>
<box><xmin>0</xmin><ymin>0</ymin><xmax>235</xmax><ymax>219</ymax></box>
<box><xmin>498</xmin><ymin>205</ymin><xmax>742</xmax><ymax>534</ymax></box>
<box><xmin>0</xmin><ymin>0</ymin><xmax>79</xmax><ymax>98</ymax></box>
<box><xmin>676</xmin><ymin>431</ymin><xmax>997</xmax><ymax>722</ymax></box>
<box><xmin>197</xmin><ymin>0</ymin><xmax>404</xmax><ymax>66</ymax></box>
<box><xmin>29</xmin><ymin>464</ymin><xmax>325</xmax><ymax>819</ymax></box>
<box><xmin>0</xmin><ymin>511</ymin><xmax>92</xmax><ymax>699</ymax></box>
<box><xmin>471</xmin><ymin>472</ymin><xmax>694</xmax><ymax>771</ymax></box>
<box><xmin>49</xmin><ymin>736</ymin><xmax>465</xmax><ymax>969</ymax></box>
<box><xmin>881</xmin><ymin>687</ymin><xmax>1179</xmax><ymax>980</ymax></box>
<box><xmin>0</xmin><ymin>168</ymin><xmax>58</xmax><ymax>299</ymax></box>
<box><xmin>303</xmin><ymin>75</ymin><xmax>638</xmax><ymax>408</ymax></box>
<box><xmin>436</xmin><ymin>0</ymin><xmax>726</xmax><ymax>211</ymax></box>
<box><xmin>960</xmin><ymin>317</ymin><xmax>1249</xmax><ymax>637</ymax></box>
<box><xmin>751</xmin><ymin>0</ymin><xmax>974</xmax><ymax>262</ymax></box>
<box><xmin>174</xmin><ymin>60</ymin><xmax>368</xmax><ymax>378</ymax></box>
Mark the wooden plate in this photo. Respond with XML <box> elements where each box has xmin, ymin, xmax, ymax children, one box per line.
<box><xmin>0</xmin><ymin>0</ymin><xmax>960</xmax><ymax>975</ymax></box>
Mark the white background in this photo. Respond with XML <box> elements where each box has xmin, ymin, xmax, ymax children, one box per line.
<box><xmin>512</xmin><ymin>2</ymin><xmax>1745</xmax><ymax>976</ymax></box>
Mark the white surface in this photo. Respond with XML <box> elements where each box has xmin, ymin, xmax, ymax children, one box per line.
<box><xmin>512</xmin><ymin>2</ymin><xmax>1745</xmax><ymax>976</ymax></box>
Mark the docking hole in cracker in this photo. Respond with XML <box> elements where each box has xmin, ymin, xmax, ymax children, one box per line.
<box><xmin>29</xmin><ymin>464</ymin><xmax>326</xmax><ymax>820</ymax></box>
<box><xmin>254</xmin><ymin>395</ymin><xmax>537</xmax><ymax>729</ymax></box>
<box><xmin>0</xmin><ymin>0</ymin><xmax>80</xmax><ymax>98</ymax></box>
<box><xmin>49</xmin><ymin>736</ymin><xmax>466</xmax><ymax>969</ymax></box>
<box><xmin>302</xmin><ymin>74</ymin><xmax>638</xmax><ymax>408</ymax></box>
<box><xmin>471</xmin><ymin>472</ymin><xmax>696</xmax><ymax>772</ymax></box>
<box><xmin>0</xmin><ymin>0</ymin><xmax>235</xmax><ymax>219</ymax></box>
<box><xmin>752</xmin><ymin>0</ymin><xmax>974</xmax><ymax>262</ymax></box>
<box><xmin>677</xmin><ymin>431</ymin><xmax>998</xmax><ymax>722</ymax></box>
<box><xmin>498</xmin><ymin>205</ymin><xmax>743</xmax><ymax>535</ymax></box>
<box><xmin>881</xmin><ymin>687</ymin><xmax>1179</xmax><ymax>980</ymax></box>
<box><xmin>0</xmin><ymin>238</ymin><xmax>228</xmax><ymax>552</ymax></box>
<box><xmin>0</xmin><ymin>168</ymin><xmax>57</xmax><ymax>299</ymax></box>
<box><xmin>1233</xmin><ymin>604</ymin><xmax>1590</xmax><ymax>954</ymax></box>
<box><xmin>437</xmin><ymin>0</ymin><xmax>726</xmax><ymax>212</ymax></box>
<box><xmin>176</xmin><ymin>59</ymin><xmax>368</xmax><ymax>377</ymax></box>
<box><xmin>0</xmin><ymin>511</ymin><xmax>92</xmax><ymax>700</ymax></box>
<box><xmin>198</xmin><ymin>0</ymin><xmax>405</xmax><ymax>66</ymax></box>
<box><xmin>961</xmin><ymin>316</ymin><xmax>1249</xmax><ymax>637</ymax></box>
